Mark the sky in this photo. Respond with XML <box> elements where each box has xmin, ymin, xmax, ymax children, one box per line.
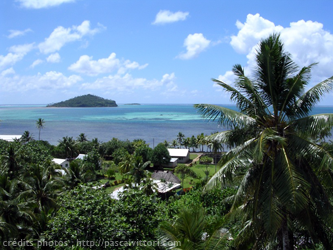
<box><xmin>1</xmin><ymin>0</ymin><xmax>333</xmax><ymax>105</ymax></box>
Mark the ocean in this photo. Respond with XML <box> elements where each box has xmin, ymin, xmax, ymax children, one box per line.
<box><xmin>0</xmin><ymin>104</ymin><xmax>332</xmax><ymax>146</ymax></box>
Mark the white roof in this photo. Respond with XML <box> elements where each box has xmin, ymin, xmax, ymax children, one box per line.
<box><xmin>170</xmin><ymin>158</ymin><xmax>178</xmax><ymax>163</ymax></box>
<box><xmin>110</xmin><ymin>180</ymin><xmax>181</xmax><ymax>200</ymax></box>
<box><xmin>52</xmin><ymin>158</ymin><xmax>68</xmax><ymax>165</ymax></box>
<box><xmin>76</xmin><ymin>154</ymin><xmax>86</xmax><ymax>160</ymax></box>
<box><xmin>0</xmin><ymin>135</ymin><xmax>22</xmax><ymax>142</ymax></box>
<box><xmin>168</xmin><ymin>148</ymin><xmax>189</xmax><ymax>157</ymax></box>
<box><xmin>155</xmin><ymin>180</ymin><xmax>181</xmax><ymax>193</ymax></box>
<box><xmin>55</xmin><ymin>169</ymin><xmax>66</xmax><ymax>175</ymax></box>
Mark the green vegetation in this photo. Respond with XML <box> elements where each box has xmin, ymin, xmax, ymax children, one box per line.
<box><xmin>36</xmin><ymin>118</ymin><xmax>45</xmax><ymax>141</ymax></box>
<box><xmin>47</xmin><ymin>94</ymin><xmax>117</xmax><ymax>107</ymax></box>
<box><xmin>1</xmin><ymin>33</ymin><xmax>333</xmax><ymax>250</ymax></box>
<box><xmin>195</xmin><ymin>33</ymin><xmax>333</xmax><ymax>249</ymax></box>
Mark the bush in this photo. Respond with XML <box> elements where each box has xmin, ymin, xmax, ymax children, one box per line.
<box><xmin>44</xmin><ymin>187</ymin><xmax>167</xmax><ymax>250</ymax></box>
<box><xmin>199</xmin><ymin>156</ymin><xmax>213</xmax><ymax>164</ymax></box>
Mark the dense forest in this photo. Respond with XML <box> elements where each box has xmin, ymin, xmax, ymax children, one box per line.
<box><xmin>47</xmin><ymin>94</ymin><xmax>118</xmax><ymax>107</ymax></box>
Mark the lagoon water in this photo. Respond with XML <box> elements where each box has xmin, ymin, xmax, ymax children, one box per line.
<box><xmin>0</xmin><ymin>104</ymin><xmax>332</xmax><ymax>145</ymax></box>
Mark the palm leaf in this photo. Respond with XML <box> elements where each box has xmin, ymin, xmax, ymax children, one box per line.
<box><xmin>279</xmin><ymin>63</ymin><xmax>317</xmax><ymax>118</ymax></box>
<box><xmin>295</xmin><ymin>76</ymin><xmax>333</xmax><ymax>117</ymax></box>
<box><xmin>194</xmin><ymin>104</ymin><xmax>255</xmax><ymax>128</ymax></box>
<box><xmin>212</xmin><ymin>78</ymin><xmax>256</xmax><ymax>115</ymax></box>
<box><xmin>204</xmin><ymin>138</ymin><xmax>255</xmax><ymax>191</ymax></box>
<box><xmin>291</xmin><ymin>113</ymin><xmax>333</xmax><ymax>139</ymax></box>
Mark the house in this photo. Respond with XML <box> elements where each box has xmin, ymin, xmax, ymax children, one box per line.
<box><xmin>167</xmin><ymin>148</ymin><xmax>190</xmax><ymax>163</ymax></box>
<box><xmin>163</xmin><ymin>158</ymin><xmax>178</xmax><ymax>168</ymax></box>
<box><xmin>110</xmin><ymin>171</ymin><xmax>181</xmax><ymax>200</ymax></box>
<box><xmin>151</xmin><ymin>170</ymin><xmax>181</xmax><ymax>184</ymax></box>
<box><xmin>76</xmin><ymin>154</ymin><xmax>86</xmax><ymax>160</ymax></box>
<box><xmin>0</xmin><ymin>135</ymin><xmax>22</xmax><ymax>142</ymax></box>
<box><xmin>52</xmin><ymin>158</ymin><xmax>70</xmax><ymax>168</ymax></box>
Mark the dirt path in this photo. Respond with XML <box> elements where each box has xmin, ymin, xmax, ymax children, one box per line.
<box><xmin>186</xmin><ymin>153</ymin><xmax>203</xmax><ymax>166</ymax></box>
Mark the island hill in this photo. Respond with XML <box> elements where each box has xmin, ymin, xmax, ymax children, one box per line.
<box><xmin>47</xmin><ymin>94</ymin><xmax>118</xmax><ymax>107</ymax></box>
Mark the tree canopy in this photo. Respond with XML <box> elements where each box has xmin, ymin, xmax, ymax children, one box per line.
<box><xmin>195</xmin><ymin>33</ymin><xmax>333</xmax><ymax>249</ymax></box>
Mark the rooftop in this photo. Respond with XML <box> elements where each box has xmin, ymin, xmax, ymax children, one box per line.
<box><xmin>168</xmin><ymin>148</ymin><xmax>189</xmax><ymax>157</ymax></box>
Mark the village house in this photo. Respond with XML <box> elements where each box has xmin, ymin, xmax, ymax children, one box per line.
<box><xmin>167</xmin><ymin>148</ymin><xmax>190</xmax><ymax>163</ymax></box>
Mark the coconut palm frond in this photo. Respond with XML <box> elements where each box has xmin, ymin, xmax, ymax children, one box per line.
<box><xmin>289</xmin><ymin>134</ymin><xmax>333</xmax><ymax>169</ymax></box>
<box><xmin>291</xmin><ymin>113</ymin><xmax>333</xmax><ymax>139</ymax></box>
<box><xmin>274</xmin><ymin>146</ymin><xmax>310</xmax><ymax>212</ymax></box>
<box><xmin>295</xmin><ymin>76</ymin><xmax>333</xmax><ymax>117</ymax></box>
<box><xmin>204</xmin><ymin>138</ymin><xmax>255</xmax><ymax>191</ymax></box>
<box><xmin>279</xmin><ymin>63</ymin><xmax>317</xmax><ymax>118</ymax></box>
<box><xmin>205</xmin><ymin>131</ymin><xmax>231</xmax><ymax>143</ymax></box>
<box><xmin>194</xmin><ymin>104</ymin><xmax>255</xmax><ymax>128</ymax></box>
<box><xmin>232</xmin><ymin>64</ymin><xmax>269</xmax><ymax>116</ymax></box>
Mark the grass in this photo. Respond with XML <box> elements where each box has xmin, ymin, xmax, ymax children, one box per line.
<box><xmin>174</xmin><ymin>163</ymin><xmax>218</xmax><ymax>189</ymax></box>
<box><xmin>190</xmin><ymin>154</ymin><xmax>198</xmax><ymax>160</ymax></box>
<box><xmin>96</xmin><ymin>161</ymin><xmax>219</xmax><ymax>192</ymax></box>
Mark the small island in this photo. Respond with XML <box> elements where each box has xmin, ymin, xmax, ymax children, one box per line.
<box><xmin>47</xmin><ymin>94</ymin><xmax>118</xmax><ymax>107</ymax></box>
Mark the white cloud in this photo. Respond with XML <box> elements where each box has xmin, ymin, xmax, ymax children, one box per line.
<box><xmin>30</xmin><ymin>59</ymin><xmax>43</xmax><ymax>68</ymax></box>
<box><xmin>0</xmin><ymin>71</ymin><xmax>82</xmax><ymax>91</ymax></box>
<box><xmin>38</xmin><ymin>20</ymin><xmax>105</xmax><ymax>54</ymax></box>
<box><xmin>16</xmin><ymin>0</ymin><xmax>75</xmax><ymax>9</ymax></box>
<box><xmin>1</xmin><ymin>68</ymin><xmax>15</xmax><ymax>76</ymax></box>
<box><xmin>178</xmin><ymin>33</ymin><xmax>211</xmax><ymax>60</ymax></box>
<box><xmin>9</xmin><ymin>43</ymin><xmax>35</xmax><ymax>54</ymax></box>
<box><xmin>227</xmin><ymin>14</ymin><xmax>333</xmax><ymax>85</ymax></box>
<box><xmin>161</xmin><ymin>73</ymin><xmax>178</xmax><ymax>92</ymax></box>
<box><xmin>81</xmin><ymin>73</ymin><xmax>175</xmax><ymax>92</ymax></box>
<box><xmin>152</xmin><ymin>10</ymin><xmax>189</xmax><ymax>25</ymax></box>
<box><xmin>214</xmin><ymin>71</ymin><xmax>236</xmax><ymax>91</ymax></box>
<box><xmin>46</xmin><ymin>53</ymin><xmax>61</xmax><ymax>63</ymax></box>
<box><xmin>0</xmin><ymin>53</ymin><xmax>24</xmax><ymax>69</ymax></box>
<box><xmin>68</xmin><ymin>53</ymin><xmax>148</xmax><ymax>76</ymax></box>
<box><xmin>230</xmin><ymin>14</ymin><xmax>283</xmax><ymax>54</ymax></box>
<box><xmin>0</xmin><ymin>43</ymin><xmax>35</xmax><ymax>69</ymax></box>
<box><xmin>7</xmin><ymin>28</ymin><xmax>32</xmax><ymax>39</ymax></box>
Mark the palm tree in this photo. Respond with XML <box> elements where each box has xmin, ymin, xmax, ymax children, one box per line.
<box><xmin>196</xmin><ymin>133</ymin><xmax>205</xmax><ymax>152</ymax></box>
<box><xmin>189</xmin><ymin>135</ymin><xmax>198</xmax><ymax>152</ymax></box>
<box><xmin>36</xmin><ymin>118</ymin><xmax>45</xmax><ymax>141</ymax></box>
<box><xmin>58</xmin><ymin>136</ymin><xmax>78</xmax><ymax>159</ymax></box>
<box><xmin>0</xmin><ymin>144</ymin><xmax>22</xmax><ymax>178</ymax></box>
<box><xmin>21</xmin><ymin>131</ymin><xmax>34</xmax><ymax>143</ymax></box>
<box><xmin>183</xmin><ymin>137</ymin><xmax>190</xmax><ymax>149</ymax></box>
<box><xmin>209</xmin><ymin>139</ymin><xmax>223</xmax><ymax>173</ymax></box>
<box><xmin>22</xmin><ymin>164</ymin><xmax>63</xmax><ymax>213</ymax></box>
<box><xmin>62</xmin><ymin>160</ymin><xmax>93</xmax><ymax>188</ymax></box>
<box><xmin>177</xmin><ymin>132</ymin><xmax>185</xmax><ymax>148</ymax></box>
<box><xmin>159</xmin><ymin>206</ymin><xmax>227</xmax><ymax>249</ymax></box>
<box><xmin>126</xmin><ymin>156</ymin><xmax>151</xmax><ymax>184</ymax></box>
<box><xmin>118</xmin><ymin>152</ymin><xmax>134</xmax><ymax>174</ymax></box>
<box><xmin>163</xmin><ymin>140</ymin><xmax>170</xmax><ymax>148</ymax></box>
<box><xmin>195</xmin><ymin>34</ymin><xmax>333</xmax><ymax>249</ymax></box>
<box><xmin>171</xmin><ymin>139</ymin><xmax>178</xmax><ymax>149</ymax></box>
<box><xmin>77</xmin><ymin>133</ymin><xmax>88</xmax><ymax>142</ymax></box>
<box><xmin>0</xmin><ymin>174</ymin><xmax>35</xmax><ymax>240</ymax></box>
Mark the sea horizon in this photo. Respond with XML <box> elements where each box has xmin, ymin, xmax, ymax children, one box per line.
<box><xmin>1</xmin><ymin>103</ymin><xmax>333</xmax><ymax>146</ymax></box>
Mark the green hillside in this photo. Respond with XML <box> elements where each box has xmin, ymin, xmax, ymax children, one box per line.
<box><xmin>47</xmin><ymin>94</ymin><xmax>118</xmax><ymax>107</ymax></box>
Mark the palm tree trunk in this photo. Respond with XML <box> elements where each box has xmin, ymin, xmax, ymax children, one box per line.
<box><xmin>281</xmin><ymin>215</ymin><xmax>293</xmax><ymax>250</ymax></box>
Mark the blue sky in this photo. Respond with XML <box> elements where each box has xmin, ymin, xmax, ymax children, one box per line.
<box><xmin>1</xmin><ymin>0</ymin><xmax>333</xmax><ymax>105</ymax></box>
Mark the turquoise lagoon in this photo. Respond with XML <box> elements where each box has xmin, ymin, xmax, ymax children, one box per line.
<box><xmin>0</xmin><ymin>104</ymin><xmax>332</xmax><ymax>145</ymax></box>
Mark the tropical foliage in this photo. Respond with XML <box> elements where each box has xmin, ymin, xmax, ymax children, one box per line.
<box><xmin>195</xmin><ymin>33</ymin><xmax>333</xmax><ymax>249</ymax></box>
